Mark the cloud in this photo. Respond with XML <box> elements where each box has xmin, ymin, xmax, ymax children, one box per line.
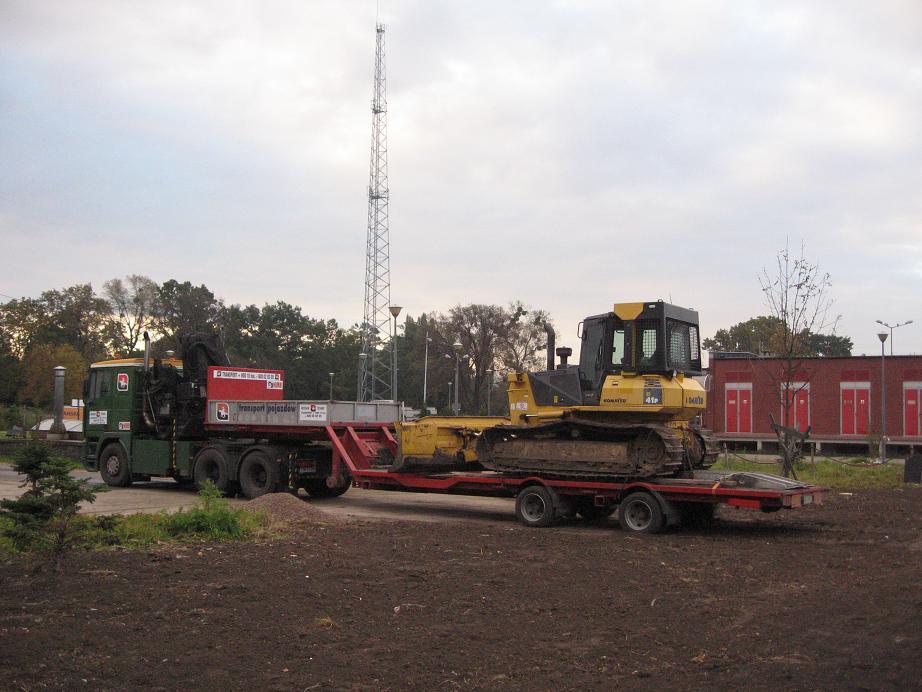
<box><xmin>1</xmin><ymin>0</ymin><xmax>921</xmax><ymax>354</ymax></box>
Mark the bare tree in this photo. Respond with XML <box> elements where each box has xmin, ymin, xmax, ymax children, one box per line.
<box><xmin>103</xmin><ymin>275</ymin><xmax>159</xmax><ymax>355</ymax></box>
<box><xmin>759</xmin><ymin>241</ymin><xmax>839</xmax><ymax>477</ymax></box>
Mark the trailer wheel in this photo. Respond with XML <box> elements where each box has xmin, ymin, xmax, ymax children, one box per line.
<box><xmin>238</xmin><ymin>452</ymin><xmax>279</xmax><ymax>499</ymax></box>
<box><xmin>575</xmin><ymin>498</ymin><xmax>615</xmax><ymax>522</ymax></box>
<box><xmin>99</xmin><ymin>444</ymin><xmax>132</xmax><ymax>487</ymax></box>
<box><xmin>618</xmin><ymin>492</ymin><xmax>665</xmax><ymax>534</ymax></box>
<box><xmin>302</xmin><ymin>475</ymin><xmax>352</xmax><ymax>499</ymax></box>
<box><xmin>193</xmin><ymin>449</ymin><xmax>233</xmax><ymax>496</ymax></box>
<box><xmin>514</xmin><ymin>485</ymin><xmax>558</xmax><ymax>528</ymax></box>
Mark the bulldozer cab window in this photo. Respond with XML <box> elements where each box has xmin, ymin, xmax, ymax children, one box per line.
<box><xmin>611</xmin><ymin>329</ymin><xmax>625</xmax><ymax>367</ymax></box>
<box><xmin>579</xmin><ymin>319</ymin><xmax>607</xmax><ymax>391</ymax></box>
<box><xmin>666</xmin><ymin>320</ymin><xmax>700</xmax><ymax>372</ymax></box>
<box><xmin>636</xmin><ymin>320</ymin><xmax>662</xmax><ymax>370</ymax></box>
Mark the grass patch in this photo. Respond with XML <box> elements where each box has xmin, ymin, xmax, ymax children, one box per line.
<box><xmin>711</xmin><ymin>456</ymin><xmax>909</xmax><ymax>490</ymax></box>
<box><xmin>1</xmin><ymin>482</ymin><xmax>269</xmax><ymax>558</ymax></box>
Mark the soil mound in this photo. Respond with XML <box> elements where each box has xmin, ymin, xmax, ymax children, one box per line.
<box><xmin>247</xmin><ymin>491</ymin><xmax>330</xmax><ymax>522</ymax></box>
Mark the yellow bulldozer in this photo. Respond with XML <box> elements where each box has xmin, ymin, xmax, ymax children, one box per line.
<box><xmin>394</xmin><ymin>300</ymin><xmax>718</xmax><ymax>480</ymax></box>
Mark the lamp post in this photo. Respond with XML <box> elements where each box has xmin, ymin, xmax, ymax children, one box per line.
<box><xmin>357</xmin><ymin>352</ymin><xmax>367</xmax><ymax>401</ymax></box>
<box><xmin>878</xmin><ymin>331</ymin><xmax>888</xmax><ymax>463</ymax></box>
<box><xmin>328</xmin><ymin>372</ymin><xmax>335</xmax><ymax>400</ymax></box>
<box><xmin>485</xmin><ymin>369</ymin><xmax>494</xmax><ymax>416</ymax></box>
<box><xmin>452</xmin><ymin>341</ymin><xmax>463</xmax><ymax>414</ymax></box>
<box><xmin>389</xmin><ymin>305</ymin><xmax>402</xmax><ymax>401</ymax></box>
<box><xmin>422</xmin><ymin>331</ymin><xmax>431</xmax><ymax>411</ymax></box>
<box><xmin>447</xmin><ymin>381</ymin><xmax>452</xmax><ymax>413</ymax></box>
<box><xmin>876</xmin><ymin>319</ymin><xmax>914</xmax><ymax>356</ymax></box>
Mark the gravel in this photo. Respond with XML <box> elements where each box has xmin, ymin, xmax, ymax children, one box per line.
<box><xmin>247</xmin><ymin>491</ymin><xmax>331</xmax><ymax>522</ymax></box>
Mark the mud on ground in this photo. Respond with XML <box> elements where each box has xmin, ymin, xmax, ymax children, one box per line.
<box><xmin>1</xmin><ymin>489</ymin><xmax>921</xmax><ymax>690</ymax></box>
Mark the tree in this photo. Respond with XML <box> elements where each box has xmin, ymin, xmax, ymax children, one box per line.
<box><xmin>18</xmin><ymin>343</ymin><xmax>86</xmax><ymax>408</ymax></box>
<box><xmin>153</xmin><ymin>280</ymin><xmax>225</xmax><ymax>351</ymax></box>
<box><xmin>418</xmin><ymin>302</ymin><xmax>551</xmax><ymax>415</ymax></box>
<box><xmin>0</xmin><ymin>441</ymin><xmax>98</xmax><ymax>570</ymax></box>
<box><xmin>104</xmin><ymin>275</ymin><xmax>159</xmax><ymax>355</ymax></box>
<box><xmin>702</xmin><ymin>315</ymin><xmax>852</xmax><ymax>357</ymax></box>
<box><xmin>0</xmin><ymin>285</ymin><xmax>112</xmax><ymax>362</ymax></box>
<box><xmin>759</xmin><ymin>241</ymin><xmax>839</xmax><ymax>477</ymax></box>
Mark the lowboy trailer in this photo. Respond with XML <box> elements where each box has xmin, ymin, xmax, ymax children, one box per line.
<box><xmin>316</xmin><ymin>423</ymin><xmax>824</xmax><ymax>534</ymax></box>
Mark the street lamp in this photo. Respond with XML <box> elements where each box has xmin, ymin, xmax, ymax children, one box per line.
<box><xmin>485</xmin><ymin>369</ymin><xmax>494</xmax><ymax>416</ymax></box>
<box><xmin>876</xmin><ymin>319</ymin><xmax>914</xmax><ymax>356</ymax></box>
<box><xmin>357</xmin><ymin>352</ymin><xmax>368</xmax><ymax>401</ymax></box>
<box><xmin>452</xmin><ymin>341</ymin><xmax>463</xmax><ymax>414</ymax></box>
<box><xmin>878</xmin><ymin>331</ymin><xmax>888</xmax><ymax>463</ymax></box>
<box><xmin>422</xmin><ymin>331</ymin><xmax>432</xmax><ymax>411</ymax></box>
<box><xmin>389</xmin><ymin>306</ymin><xmax>402</xmax><ymax>401</ymax></box>
<box><xmin>447</xmin><ymin>381</ymin><xmax>453</xmax><ymax>413</ymax></box>
<box><xmin>328</xmin><ymin>372</ymin><xmax>335</xmax><ymax>400</ymax></box>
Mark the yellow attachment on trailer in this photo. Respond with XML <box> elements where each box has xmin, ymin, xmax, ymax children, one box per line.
<box><xmin>396</xmin><ymin>416</ymin><xmax>509</xmax><ymax>470</ymax></box>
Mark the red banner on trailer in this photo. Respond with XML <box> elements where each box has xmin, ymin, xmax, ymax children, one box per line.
<box><xmin>207</xmin><ymin>366</ymin><xmax>284</xmax><ymax>401</ymax></box>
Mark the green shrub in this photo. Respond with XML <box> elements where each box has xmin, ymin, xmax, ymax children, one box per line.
<box><xmin>162</xmin><ymin>481</ymin><xmax>265</xmax><ymax>540</ymax></box>
<box><xmin>0</xmin><ymin>440</ymin><xmax>98</xmax><ymax>568</ymax></box>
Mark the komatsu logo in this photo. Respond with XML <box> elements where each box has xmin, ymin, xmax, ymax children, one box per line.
<box><xmin>686</xmin><ymin>395</ymin><xmax>704</xmax><ymax>405</ymax></box>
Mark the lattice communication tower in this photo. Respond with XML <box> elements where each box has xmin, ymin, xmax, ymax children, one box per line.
<box><xmin>358</xmin><ymin>23</ymin><xmax>392</xmax><ymax>401</ymax></box>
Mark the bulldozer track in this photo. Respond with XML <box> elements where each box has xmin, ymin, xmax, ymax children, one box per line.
<box><xmin>477</xmin><ymin>420</ymin><xmax>691</xmax><ymax>481</ymax></box>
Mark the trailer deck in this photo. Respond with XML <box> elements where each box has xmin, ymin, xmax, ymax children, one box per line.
<box><xmin>198</xmin><ymin>398</ymin><xmax>825</xmax><ymax>532</ymax></box>
<box><xmin>311</xmin><ymin>421</ymin><xmax>825</xmax><ymax>533</ymax></box>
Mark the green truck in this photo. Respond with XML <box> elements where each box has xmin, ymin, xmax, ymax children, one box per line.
<box><xmin>82</xmin><ymin>333</ymin><xmax>399</xmax><ymax>499</ymax></box>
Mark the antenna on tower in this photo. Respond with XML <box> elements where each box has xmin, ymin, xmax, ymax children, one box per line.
<box><xmin>358</xmin><ymin>22</ymin><xmax>392</xmax><ymax>402</ymax></box>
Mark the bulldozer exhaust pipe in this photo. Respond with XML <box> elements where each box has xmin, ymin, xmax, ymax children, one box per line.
<box><xmin>543</xmin><ymin>322</ymin><xmax>555</xmax><ymax>371</ymax></box>
<box><xmin>143</xmin><ymin>332</ymin><xmax>151</xmax><ymax>372</ymax></box>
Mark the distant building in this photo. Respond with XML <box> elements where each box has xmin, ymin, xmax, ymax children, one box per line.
<box><xmin>704</xmin><ymin>353</ymin><xmax>922</xmax><ymax>454</ymax></box>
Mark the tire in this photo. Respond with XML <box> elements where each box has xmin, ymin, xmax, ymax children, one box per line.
<box><xmin>678</xmin><ymin>502</ymin><xmax>716</xmax><ymax>528</ymax></box>
<box><xmin>238</xmin><ymin>452</ymin><xmax>280</xmax><ymax>499</ymax></box>
<box><xmin>618</xmin><ymin>492</ymin><xmax>666</xmax><ymax>534</ymax></box>
<box><xmin>575</xmin><ymin>498</ymin><xmax>616</xmax><ymax>521</ymax></box>
<box><xmin>302</xmin><ymin>474</ymin><xmax>351</xmax><ymax>499</ymax></box>
<box><xmin>514</xmin><ymin>485</ymin><xmax>558</xmax><ymax>528</ymax></box>
<box><xmin>99</xmin><ymin>444</ymin><xmax>132</xmax><ymax>487</ymax></box>
<box><xmin>193</xmin><ymin>448</ymin><xmax>234</xmax><ymax>495</ymax></box>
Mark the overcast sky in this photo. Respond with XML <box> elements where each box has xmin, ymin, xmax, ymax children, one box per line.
<box><xmin>1</xmin><ymin>0</ymin><xmax>921</xmax><ymax>356</ymax></box>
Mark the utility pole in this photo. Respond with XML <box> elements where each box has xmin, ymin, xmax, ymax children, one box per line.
<box><xmin>358</xmin><ymin>22</ymin><xmax>392</xmax><ymax>402</ymax></box>
<box><xmin>878</xmin><ymin>331</ymin><xmax>888</xmax><ymax>462</ymax></box>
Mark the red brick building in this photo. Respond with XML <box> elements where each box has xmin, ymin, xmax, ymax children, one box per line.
<box><xmin>703</xmin><ymin>354</ymin><xmax>922</xmax><ymax>453</ymax></box>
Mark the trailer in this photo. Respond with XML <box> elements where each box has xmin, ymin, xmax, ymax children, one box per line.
<box><xmin>206</xmin><ymin>401</ymin><xmax>825</xmax><ymax>535</ymax></box>
<box><xmin>301</xmin><ymin>422</ymin><xmax>824</xmax><ymax>534</ymax></box>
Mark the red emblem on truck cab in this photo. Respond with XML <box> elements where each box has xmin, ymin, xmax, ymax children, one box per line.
<box><xmin>216</xmin><ymin>403</ymin><xmax>229</xmax><ymax>422</ymax></box>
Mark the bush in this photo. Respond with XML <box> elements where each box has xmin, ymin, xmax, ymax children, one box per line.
<box><xmin>0</xmin><ymin>440</ymin><xmax>97</xmax><ymax>567</ymax></box>
<box><xmin>162</xmin><ymin>481</ymin><xmax>264</xmax><ymax>540</ymax></box>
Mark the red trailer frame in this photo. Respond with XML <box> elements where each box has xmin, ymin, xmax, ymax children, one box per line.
<box><xmin>204</xmin><ymin>416</ymin><xmax>824</xmax><ymax>532</ymax></box>
<box><xmin>294</xmin><ymin>422</ymin><xmax>827</xmax><ymax>533</ymax></box>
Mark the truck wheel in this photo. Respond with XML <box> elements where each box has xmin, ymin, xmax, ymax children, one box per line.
<box><xmin>302</xmin><ymin>475</ymin><xmax>351</xmax><ymax>499</ymax></box>
<box><xmin>99</xmin><ymin>444</ymin><xmax>132</xmax><ymax>487</ymax></box>
<box><xmin>193</xmin><ymin>449</ymin><xmax>233</xmax><ymax>495</ymax></box>
<box><xmin>238</xmin><ymin>452</ymin><xmax>279</xmax><ymax>499</ymax></box>
<box><xmin>575</xmin><ymin>498</ymin><xmax>615</xmax><ymax>521</ymax></box>
<box><xmin>679</xmin><ymin>502</ymin><xmax>716</xmax><ymax>528</ymax></box>
<box><xmin>618</xmin><ymin>492</ymin><xmax>665</xmax><ymax>534</ymax></box>
<box><xmin>515</xmin><ymin>485</ymin><xmax>558</xmax><ymax>528</ymax></box>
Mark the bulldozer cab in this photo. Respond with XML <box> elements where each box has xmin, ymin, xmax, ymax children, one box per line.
<box><xmin>578</xmin><ymin>301</ymin><xmax>701</xmax><ymax>401</ymax></box>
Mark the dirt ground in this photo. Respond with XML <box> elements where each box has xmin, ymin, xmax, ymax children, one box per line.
<box><xmin>2</xmin><ymin>488</ymin><xmax>921</xmax><ymax>690</ymax></box>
